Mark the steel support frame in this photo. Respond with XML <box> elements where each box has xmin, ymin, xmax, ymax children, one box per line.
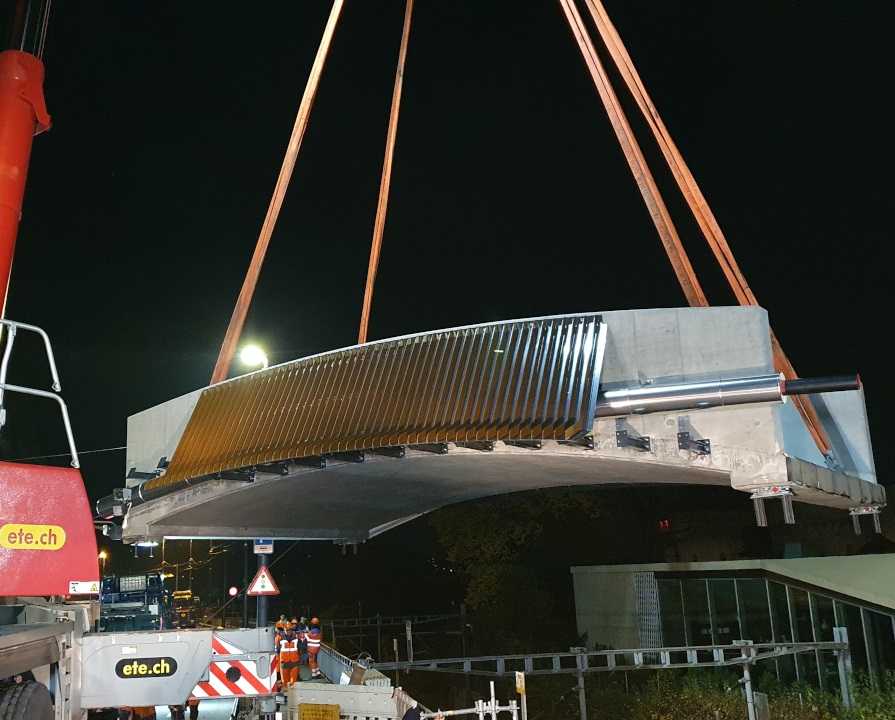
<box><xmin>374</xmin><ymin>638</ymin><xmax>854</xmax><ymax>711</ymax></box>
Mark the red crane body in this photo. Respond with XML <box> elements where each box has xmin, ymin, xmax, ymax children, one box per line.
<box><xmin>0</xmin><ymin>17</ymin><xmax>100</xmax><ymax>597</ymax></box>
<box><xmin>0</xmin><ymin>47</ymin><xmax>50</xmax><ymax>313</ymax></box>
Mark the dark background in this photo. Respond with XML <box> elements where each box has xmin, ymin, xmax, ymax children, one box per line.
<box><xmin>3</xmin><ymin>2</ymin><xmax>892</xmax><ymax>611</ymax></box>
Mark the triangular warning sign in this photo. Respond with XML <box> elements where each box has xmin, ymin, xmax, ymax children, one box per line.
<box><xmin>247</xmin><ymin>566</ymin><xmax>280</xmax><ymax>595</ymax></box>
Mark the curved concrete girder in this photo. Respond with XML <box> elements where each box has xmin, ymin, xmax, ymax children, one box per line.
<box><xmin>117</xmin><ymin>307</ymin><xmax>884</xmax><ymax>543</ymax></box>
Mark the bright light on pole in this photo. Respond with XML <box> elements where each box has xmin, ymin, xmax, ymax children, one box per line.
<box><xmin>98</xmin><ymin>550</ymin><xmax>107</xmax><ymax>575</ymax></box>
<box><xmin>240</xmin><ymin>345</ymin><xmax>269</xmax><ymax>370</ymax></box>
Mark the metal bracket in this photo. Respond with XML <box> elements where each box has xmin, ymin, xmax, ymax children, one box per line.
<box><xmin>559</xmin><ymin>435</ymin><xmax>595</xmax><ymax>450</ymax></box>
<box><xmin>456</xmin><ymin>440</ymin><xmax>494</xmax><ymax>452</ymax></box>
<box><xmin>849</xmin><ymin>505</ymin><xmax>883</xmax><ymax>535</ymax></box>
<box><xmin>100</xmin><ymin>523</ymin><xmax>123</xmax><ymax>541</ymax></box>
<box><xmin>257</xmin><ymin>461</ymin><xmax>291</xmax><ymax>476</ymax></box>
<box><xmin>95</xmin><ymin>487</ymin><xmax>132</xmax><ymax>519</ymax></box>
<box><xmin>504</xmin><ymin>440</ymin><xmax>542</xmax><ymax>450</ymax></box>
<box><xmin>215</xmin><ymin>468</ymin><xmax>256</xmax><ymax>482</ymax></box>
<box><xmin>408</xmin><ymin>443</ymin><xmax>449</xmax><ymax>455</ymax></box>
<box><xmin>126</xmin><ymin>467</ymin><xmax>161</xmax><ymax>481</ymax></box>
<box><xmin>337</xmin><ymin>540</ymin><xmax>361</xmax><ymax>555</ymax></box>
<box><xmin>615</xmin><ymin>420</ymin><xmax>650</xmax><ymax>452</ymax></box>
<box><xmin>292</xmin><ymin>456</ymin><xmax>326</xmax><ymax>469</ymax></box>
<box><xmin>327</xmin><ymin>450</ymin><xmax>366</xmax><ymax>463</ymax></box>
<box><xmin>677</xmin><ymin>432</ymin><xmax>711</xmax><ymax>454</ymax></box>
<box><xmin>750</xmin><ymin>487</ymin><xmax>795</xmax><ymax>526</ymax></box>
<box><xmin>677</xmin><ymin>416</ymin><xmax>711</xmax><ymax>454</ymax></box>
<box><xmin>374</xmin><ymin>446</ymin><xmax>406</xmax><ymax>459</ymax></box>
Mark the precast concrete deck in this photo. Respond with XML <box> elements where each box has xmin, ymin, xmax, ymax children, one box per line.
<box><xmin>114</xmin><ymin>307</ymin><xmax>883</xmax><ymax>543</ymax></box>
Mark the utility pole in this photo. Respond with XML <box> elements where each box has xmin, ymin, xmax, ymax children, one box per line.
<box><xmin>574</xmin><ymin>647</ymin><xmax>588</xmax><ymax>720</ymax></box>
<box><xmin>242</xmin><ymin>541</ymin><xmax>249</xmax><ymax>627</ymax></box>
<box><xmin>257</xmin><ymin>553</ymin><xmax>269</xmax><ymax>628</ymax></box>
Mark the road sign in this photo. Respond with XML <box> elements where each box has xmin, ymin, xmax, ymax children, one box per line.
<box><xmin>254</xmin><ymin>539</ymin><xmax>274</xmax><ymax>554</ymax></box>
<box><xmin>247</xmin><ymin>566</ymin><xmax>280</xmax><ymax>595</ymax></box>
<box><xmin>515</xmin><ymin>671</ymin><xmax>526</xmax><ymax>695</ymax></box>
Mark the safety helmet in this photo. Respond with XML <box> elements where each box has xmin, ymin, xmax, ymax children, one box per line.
<box><xmin>300</xmin><ymin>616</ymin><xmax>307</xmax><ymax>624</ymax></box>
<box><xmin>311</xmin><ymin>617</ymin><xmax>319</xmax><ymax>625</ymax></box>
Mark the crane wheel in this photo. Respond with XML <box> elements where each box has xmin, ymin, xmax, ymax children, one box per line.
<box><xmin>0</xmin><ymin>681</ymin><xmax>54</xmax><ymax>720</ymax></box>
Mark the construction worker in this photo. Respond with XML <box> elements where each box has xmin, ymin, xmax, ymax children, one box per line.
<box><xmin>186</xmin><ymin>699</ymin><xmax>200</xmax><ymax>720</ymax></box>
<box><xmin>119</xmin><ymin>708</ymin><xmax>156</xmax><ymax>720</ymax></box>
<box><xmin>277</xmin><ymin>624</ymin><xmax>301</xmax><ymax>689</ymax></box>
<box><xmin>167</xmin><ymin>706</ymin><xmax>184</xmax><ymax>720</ymax></box>
<box><xmin>304</xmin><ymin>617</ymin><xmax>322</xmax><ymax>678</ymax></box>
<box><xmin>294</xmin><ymin>616</ymin><xmax>310</xmax><ymax>665</ymax></box>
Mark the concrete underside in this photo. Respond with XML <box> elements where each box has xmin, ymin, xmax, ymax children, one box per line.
<box><xmin>122</xmin><ymin>437</ymin><xmax>882</xmax><ymax>542</ymax></box>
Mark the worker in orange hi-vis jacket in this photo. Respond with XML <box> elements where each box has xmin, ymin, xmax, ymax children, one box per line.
<box><xmin>271</xmin><ymin>619</ymin><xmax>288</xmax><ymax>683</ymax></box>
<box><xmin>304</xmin><ymin>617</ymin><xmax>323</xmax><ymax>678</ymax></box>
<box><xmin>119</xmin><ymin>708</ymin><xmax>157</xmax><ymax>720</ymax></box>
<box><xmin>186</xmin><ymin>699</ymin><xmax>200</xmax><ymax>720</ymax></box>
<box><xmin>277</xmin><ymin>625</ymin><xmax>302</xmax><ymax>689</ymax></box>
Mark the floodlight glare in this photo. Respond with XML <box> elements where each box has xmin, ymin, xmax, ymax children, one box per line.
<box><xmin>240</xmin><ymin>345</ymin><xmax>269</xmax><ymax>370</ymax></box>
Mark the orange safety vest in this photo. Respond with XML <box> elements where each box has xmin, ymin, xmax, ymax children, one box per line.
<box><xmin>278</xmin><ymin>637</ymin><xmax>300</xmax><ymax>663</ymax></box>
<box><xmin>305</xmin><ymin>628</ymin><xmax>321</xmax><ymax>652</ymax></box>
<box><xmin>122</xmin><ymin>707</ymin><xmax>157</xmax><ymax>720</ymax></box>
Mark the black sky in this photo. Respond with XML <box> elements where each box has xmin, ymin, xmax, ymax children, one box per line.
<box><xmin>4</xmin><ymin>1</ymin><xmax>892</xmax><ymax>502</ymax></box>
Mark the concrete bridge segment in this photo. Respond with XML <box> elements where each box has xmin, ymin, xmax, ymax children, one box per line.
<box><xmin>113</xmin><ymin>307</ymin><xmax>883</xmax><ymax>544</ymax></box>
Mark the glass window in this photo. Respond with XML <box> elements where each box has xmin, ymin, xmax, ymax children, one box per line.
<box><xmin>796</xmin><ymin>651</ymin><xmax>820</xmax><ymax>687</ymax></box>
<box><xmin>658</xmin><ymin>579</ymin><xmax>686</xmax><ymax>646</ymax></box>
<box><xmin>836</xmin><ymin>601</ymin><xmax>868</xmax><ymax>672</ymax></box>
<box><xmin>819</xmin><ymin>650</ymin><xmax>842</xmax><ymax>694</ymax></box>
<box><xmin>681</xmin><ymin>579</ymin><xmax>711</xmax><ymax>648</ymax></box>
<box><xmin>768</xmin><ymin>581</ymin><xmax>793</xmax><ymax>642</ymax></box>
<box><xmin>708</xmin><ymin>579</ymin><xmax>739</xmax><ymax>644</ymax></box>
<box><xmin>864</xmin><ymin>609</ymin><xmax>895</xmax><ymax>674</ymax></box>
<box><xmin>776</xmin><ymin>654</ymin><xmax>797</xmax><ymax>684</ymax></box>
<box><xmin>737</xmin><ymin>579</ymin><xmax>773</xmax><ymax>643</ymax></box>
<box><xmin>812</xmin><ymin>593</ymin><xmax>836</xmax><ymax>642</ymax></box>
<box><xmin>789</xmin><ymin>588</ymin><xmax>814</xmax><ymax>642</ymax></box>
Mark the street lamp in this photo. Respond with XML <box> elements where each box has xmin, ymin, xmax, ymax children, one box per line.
<box><xmin>240</xmin><ymin>345</ymin><xmax>268</xmax><ymax>370</ymax></box>
<box><xmin>98</xmin><ymin>550</ymin><xmax>107</xmax><ymax>575</ymax></box>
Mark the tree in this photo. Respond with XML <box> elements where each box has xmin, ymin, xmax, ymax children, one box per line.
<box><xmin>429</xmin><ymin>488</ymin><xmax>602</xmax><ymax>653</ymax></box>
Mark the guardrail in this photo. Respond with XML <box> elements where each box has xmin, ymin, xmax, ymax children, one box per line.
<box><xmin>319</xmin><ymin>644</ymin><xmax>392</xmax><ymax>687</ymax></box>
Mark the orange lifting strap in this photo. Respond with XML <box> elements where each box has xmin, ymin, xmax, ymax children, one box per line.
<box><xmin>212</xmin><ymin>1</ymin><xmax>834</xmax><ymax>462</ymax></box>
<box><xmin>210</xmin><ymin>0</ymin><xmax>345</xmax><ymax>385</ymax></box>
<box><xmin>358</xmin><ymin>0</ymin><xmax>416</xmax><ymax>345</ymax></box>
<box><xmin>559</xmin><ymin>0</ymin><xmax>835</xmax><ymax>461</ymax></box>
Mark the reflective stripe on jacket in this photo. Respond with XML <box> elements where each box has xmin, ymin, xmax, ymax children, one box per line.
<box><xmin>278</xmin><ymin>638</ymin><xmax>301</xmax><ymax>663</ymax></box>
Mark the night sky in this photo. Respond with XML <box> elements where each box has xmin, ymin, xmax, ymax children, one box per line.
<box><xmin>4</xmin><ymin>1</ymin><xmax>892</xmax><ymax>506</ymax></box>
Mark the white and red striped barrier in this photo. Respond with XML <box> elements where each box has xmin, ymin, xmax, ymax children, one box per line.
<box><xmin>190</xmin><ymin>633</ymin><xmax>278</xmax><ymax>698</ymax></box>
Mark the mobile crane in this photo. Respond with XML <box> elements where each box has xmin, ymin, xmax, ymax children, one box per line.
<box><xmin>0</xmin><ymin>4</ymin><xmax>278</xmax><ymax>720</ymax></box>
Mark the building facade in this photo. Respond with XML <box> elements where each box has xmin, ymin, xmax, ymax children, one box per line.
<box><xmin>572</xmin><ymin>555</ymin><xmax>895</xmax><ymax>690</ymax></box>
